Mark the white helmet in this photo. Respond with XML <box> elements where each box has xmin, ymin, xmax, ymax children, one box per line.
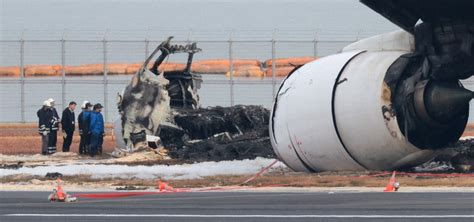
<box><xmin>47</xmin><ymin>98</ymin><xmax>55</xmax><ymax>107</ymax></box>
<box><xmin>43</xmin><ymin>100</ymin><xmax>52</xmax><ymax>107</ymax></box>
<box><xmin>81</xmin><ymin>100</ymin><xmax>90</xmax><ymax>109</ymax></box>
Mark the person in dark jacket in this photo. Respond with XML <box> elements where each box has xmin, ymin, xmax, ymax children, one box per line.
<box><xmin>61</xmin><ymin>101</ymin><xmax>77</xmax><ymax>152</ymax></box>
<box><xmin>89</xmin><ymin>103</ymin><xmax>104</xmax><ymax>157</ymax></box>
<box><xmin>37</xmin><ymin>100</ymin><xmax>51</xmax><ymax>155</ymax></box>
<box><xmin>37</xmin><ymin>98</ymin><xmax>60</xmax><ymax>154</ymax></box>
<box><xmin>47</xmin><ymin>98</ymin><xmax>60</xmax><ymax>154</ymax></box>
<box><xmin>78</xmin><ymin>101</ymin><xmax>92</xmax><ymax>154</ymax></box>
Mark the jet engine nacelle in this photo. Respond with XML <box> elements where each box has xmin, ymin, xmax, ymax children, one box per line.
<box><xmin>270</xmin><ymin>30</ymin><xmax>471</xmax><ymax>172</ymax></box>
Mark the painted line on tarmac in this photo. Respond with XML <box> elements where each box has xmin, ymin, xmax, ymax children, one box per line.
<box><xmin>4</xmin><ymin>214</ymin><xmax>474</xmax><ymax>218</ymax></box>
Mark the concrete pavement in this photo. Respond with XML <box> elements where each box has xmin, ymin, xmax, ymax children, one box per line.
<box><xmin>0</xmin><ymin>191</ymin><xmax>473</xmax><ymax>222</ymax></box>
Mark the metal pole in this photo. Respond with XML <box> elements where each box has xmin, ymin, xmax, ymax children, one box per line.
<box><xmin>313</xmin><ymin>31</ymin><xmax>318</xmax><ymax>58</ymax></box>
<box><xmin>271</xmin><ymin>39</ymin><xmax>276</xmax><ymax>97</ymax></box>
<box><xmin>103</xmin><ymin>39</ymin><xmax>108</xmax><ymax>122</ymax></box>
<box><xmin>19</xmin><ymin>39</ymin><xmax>25</xmax><ymax>123</ymax></box>
<box><xmin>61</xmin><ymin>39</ymin><xmax>66</xmax><ymax>110</ymax></box>
<box><xmin>313</xmin><ymin>40</ymin><xmax>318</xmax><ymax>58</ymax></box>
<box><xmin>186</xmin><ymin>28</ymin><xmax>193</xmax><ymax>43</ymax></box>
<box><xmin>144</xmin><ymin>39</ymin><xmax>149</xmax><ymax>60</ymax></box>
<box><xmin>229</xmin><ymin>32</ymin><xmax>234</xmax><ymax>106</ymax></box>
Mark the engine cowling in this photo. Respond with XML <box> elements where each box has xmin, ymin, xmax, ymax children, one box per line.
<box><xmin>270</xmin><ymin>30</ymin><xmax>471</xmax><ymax>171</ymax></box>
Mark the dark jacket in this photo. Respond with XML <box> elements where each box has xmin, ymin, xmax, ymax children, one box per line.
<box><xmin>37</xmin><ymin>106</ymin><xmax>50</xmax><ymax>134</ymax></box>
<box><xmin>61</xmin><ymin>107</ymin><xmax>75</xmax><ymax>132</ymax></box>
<box><xmin>78</xmin><ymin>110</ymin><xmax>92</xmax><ymax>134</ymax></box>
<box><xmin>50</xmin><ymin>108</ymin><xmax>60</xmax><ymax>131</ymax></box>
<box><xmin>89</xmin><ymin>111</ymin><xmax>104</xmax><ymax>135</ymax></box>
<box><xmin>37</xmin><ymin>107</ymin><xmax>60</xmax><ymax>132</ymax></box>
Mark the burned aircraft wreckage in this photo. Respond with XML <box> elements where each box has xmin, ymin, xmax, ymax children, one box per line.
<box><xmin>114</xmin><ymin>0</ymin><xmax>473</xmax><ymax>171</ymax></box>
<box><xmin>114</xmin><ymin>37</ymin><xmax>274</xmax><ymax>161</ymax></box>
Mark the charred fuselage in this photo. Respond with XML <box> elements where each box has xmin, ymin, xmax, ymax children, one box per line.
<box><xmin>116</xmin><ymin>37</ymin><xmax>202</xmax><ymax>151</ymax></box>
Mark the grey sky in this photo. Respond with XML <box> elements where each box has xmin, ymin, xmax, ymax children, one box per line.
<box><xmin>1</xmin><ymin>0</ymin><xmax>397</xmax><ymax>32</ymax></box>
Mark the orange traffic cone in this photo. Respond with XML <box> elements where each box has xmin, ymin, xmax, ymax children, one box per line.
<box><xmin>56</xmin><ymin>178</ymin><xmax>66</xmax><ymax>201</ymax></box>
<box><xmin>158</xmin><ymin>180</ymin><xmax>165</xmax><ymax>191</ymax></box>
<box><xmin>383</xmin><ymin>171</ymin><xmax>399</xmax><ymax>192</ymax></box>
<box><xmin>158</xmin><ymin>180</ymin><xmax>174</xmax><ymax>192</ymax></box>
<box><xmin>47</xmin><ymin>178</ymin><xmax>77</xmax><ymax>202</ymax></box>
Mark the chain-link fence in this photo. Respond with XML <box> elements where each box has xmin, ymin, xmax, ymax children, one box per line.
<box><xmin>0</xmin><ymin>30</ymin><xmax>473</xmax><ymax>123</ymax></box>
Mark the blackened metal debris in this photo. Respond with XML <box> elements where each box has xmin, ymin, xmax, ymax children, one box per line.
<box><xmin>429</xmin><ymin>139</ymin><xmax>474</xmax><ymax>172</ymax></box>
<box><xmin>45</xmin><ymin>172</ymin><xmax>63</xmax><ymax>179</ymax></box>
<box><xmin>160</xmin><ymin>105</ymin><xmax>275</xmax><ymax>162</ymax></box>
<box><xmin>0</xmin><ymin>161</ymin><xmax>24</xmax><ymax>169</ymax></box>
<box><xmin>449</xmin><ymin>139</ymin><xmax>474</xmax><ymax>172</ymax></box>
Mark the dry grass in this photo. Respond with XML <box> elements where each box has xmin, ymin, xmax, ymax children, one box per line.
<box><xmin>2</xmin><ymin>171</ymin><xmax>473</xmax><ymax>188</ymax></box>
<box><xmin>0</xmin><ymin>123</ymin><xmax>115</xmax><ymax>155</ymax></box>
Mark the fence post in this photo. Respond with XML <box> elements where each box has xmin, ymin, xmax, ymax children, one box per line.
<box><xmin>103</xmin><ymin>39</ymin><xmax>108</xmax><ymax>122</ymax></box>
<box><xmin>313</xmin><ymin>31</ymin><xmax>318</xmax><ymax>58</ymax></box>
<box><xmin>144</xmin><ymin>39</ymin><xmax>149</xmax><ymax>60</ymax></box>
<box><xmin>271</xmin><ymin>37</ymin><xmax>276</xmax><ymax>97</ymax></box>
<box><xmin>228</xmin><ymin>32</ymin><xmax>234</xmax><ymax>106</ymax></box>
<box><xmin>186</xmin><ymin>29</ymin><xmax>193</xmax><ymax>43</ymax></box>
<box><xmin>19</xmin><ymin>39</ymin><xmax>25</xmax><ymax>123</ymax></box>
<box><xmin>61</xmin><ymin>38</ymin><xmax>66</xmax><ymax>110</ymax></box>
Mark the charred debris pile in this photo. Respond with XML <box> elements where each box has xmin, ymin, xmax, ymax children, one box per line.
<box><xmin>412</xmin><ymin>139</ymin><xmax>473</xmax><ymax>173</ymax></box>
<box><xmin>436</xmin><ymin>139</ymin><xmax>474</xmax><ymax>172</ymax></box>
<box><xmin>451</xmin><ymin>139</ymin><xmax>474</xmax><ymax>172</ymax></box>
<box><xmin>116</xmin><ymin>37</ymin><xmax>274</xmax><ymax>162</ymax></box>
<box><xmin>161</xmin><ymin>105</ymin><xmax>274</xmax><ymax>162</ymax></box>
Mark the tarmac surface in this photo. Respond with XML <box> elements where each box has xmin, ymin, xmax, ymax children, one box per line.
<box><xmin>0</xmin><ymin>191</ymin><xmax>473</xmax><ymax>222</ymax></box>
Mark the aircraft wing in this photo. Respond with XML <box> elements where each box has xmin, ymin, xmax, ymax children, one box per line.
<box><xmin>360</xmin><ymin>0</ymin><xmax>474</xmax><ymax>33</ymax></box>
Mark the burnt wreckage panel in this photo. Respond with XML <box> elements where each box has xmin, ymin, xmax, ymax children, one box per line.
<box><xmin>362</xmin><ymin>0</ymin><xmax>474</xmax><ymax>149</ymax></box>
<box><xmin>117</xmin><ymin>37</ymin><xmax>202</xmax><ymax>151</ymax></box>
<box><xmin>149</xmin><ymin>39</ymin><xmax>202</xmax><ymax>109</ymax></box>
<box><xmin>116</xmin><ymin>37</ymin><xmax>274</xmax><ymax>160</ymax></box>
<box><xmin>148</xmin><ymin>37</ymin><xmax>203</xmax><ymax>109</ymax></box>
